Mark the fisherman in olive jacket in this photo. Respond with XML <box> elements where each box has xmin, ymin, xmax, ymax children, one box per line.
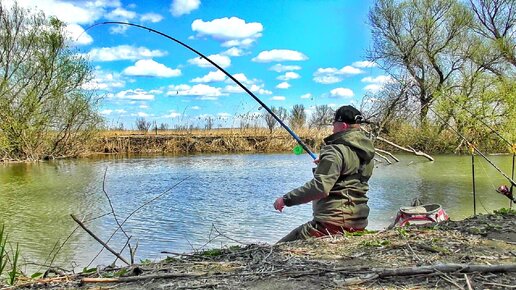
<box><xmin>273</xmin><ymin>105</ymin><xmax>375</xmax><ymax>243</ymax></box>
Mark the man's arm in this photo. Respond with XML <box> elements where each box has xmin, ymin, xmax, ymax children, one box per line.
<box><xmin>282</xmin><ymin>145</ymin><xmax>343</xmax><ymax>207</ymax></box>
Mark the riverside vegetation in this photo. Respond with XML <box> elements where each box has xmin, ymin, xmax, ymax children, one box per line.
<box><xmin>1</xmin><ymin>0</ymin><xmax>515</xmax><ymax>162</ymax></box>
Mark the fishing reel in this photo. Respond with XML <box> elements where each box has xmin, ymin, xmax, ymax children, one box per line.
<box><xmin>496</xmin><ymin>185</ymin><xmax>515</xmax><ymax>202</ymax></box>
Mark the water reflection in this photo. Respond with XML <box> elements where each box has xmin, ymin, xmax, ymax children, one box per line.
<box><xmin>0</xmin><ymin>153</ymin><xmax>513</xmax><ymax>272</ymax></box>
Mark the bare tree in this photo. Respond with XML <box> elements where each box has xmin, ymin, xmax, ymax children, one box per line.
<box><xmin>309</xmin><ymin>105</ymin><xmax>334</xmax><ymax>129</ymax></box>
<box><xmin>264</xmin><ymin>106</ymin><xmax>287</xmax><ymax>133</ymax></box>
<box><xmin>469</xmin><ymin>0</ymin><xmax>516</xmax><ymax>69</ymax></box>
<box><xmin>289</xmin><ymin>104</ymin><xmax>306</xmax><ymax>130</ymax></box>
<box><xmin>368</xmin><ymin>0</ymin><xmax>473</xmax><ymax>124</ymax></box>
<box><xmin>135</xmin><ymin>117</ymin><xmax>151</xmax><ymax>133</ymax></box>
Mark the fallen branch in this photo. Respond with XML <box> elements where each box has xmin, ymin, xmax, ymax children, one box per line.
<box><xmin>375</xmin><ymin>151</ymin><xmax>392</xmax><ymax>164</ymax></box>
<box><xmin>70</xmin><ymin>214</ymin><xmax>130</xmax><ymax>266</ymax></box>
<box><xmin>375</xmin><ymin>148</ymin><xmax>400</xmax><ymax>162</ymax></box>
<box><xmin>361</xmin><ymin>128</ymin><xmax>434</xmax><ymax>161</ymax></box>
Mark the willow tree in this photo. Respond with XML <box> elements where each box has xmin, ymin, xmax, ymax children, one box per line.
<box><xmin>263</xmin><ymin>106</ymin><xmax>287</xmax><ymax>134</ymax></box>
<box><xmin>368</xmin><ymin>0</ymin><xmax>473</xmax><ymax>124</ymax></box>
<box><xmin>0</xmin><ymin>3</ymin><xmax>102</xmax><ymax>161</ymax></box>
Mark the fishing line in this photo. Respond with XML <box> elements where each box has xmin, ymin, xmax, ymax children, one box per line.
<box><xmin>84</xmin><ymin>21</ymin><xmax>317</xmax><ymax>160</ymax></box>
<box><xmin>428</xmin><ymin>106</ymin><xmax>516</xmax><ymax>187</ymax></box>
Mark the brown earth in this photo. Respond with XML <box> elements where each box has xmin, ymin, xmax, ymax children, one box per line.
<box><xmin>8</xmin><ymin>211</ymin><xmax>516</xmax><ymax>290</ymax></box>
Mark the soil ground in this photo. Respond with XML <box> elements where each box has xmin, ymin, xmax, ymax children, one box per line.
<box><xmin>6</xmin><ymin>210</ymin><xmax>516</xmax><ymax>290</ymax></box>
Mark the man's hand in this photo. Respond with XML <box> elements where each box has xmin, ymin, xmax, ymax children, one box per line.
<box><xmin>273</xmin><ymin>197</ymin><xmax>285</xmax><ymax>212</ymax></box>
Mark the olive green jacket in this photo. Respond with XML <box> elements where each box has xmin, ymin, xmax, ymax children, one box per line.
<box><xmin>283</xmin><ymin>128</ymin><xmax>375</xmax><ymax>229</ymax></box>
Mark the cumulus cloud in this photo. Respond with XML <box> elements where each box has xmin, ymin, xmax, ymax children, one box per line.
<box><xmin>277</xmin><ymin>72</ymin><xmax>300</xmax><ymax>81</ymax></box>
<box><xmin>352</xmin><ymin>61</ymin><xmax>377</xmax><ymax>68</ymax></box>
<box><xmin>191</xmin><ymin>106</ymin><xmax>201</xmax><ymax>110</ymax></box>
<box><xmin>223</xmin><ymin>84</ymin><xmax>271</xmax><ymax>95</ymax></box>
<box><xmin>276</xmin><ymin>82</ymin><xmax>291</xmax><ymax>89</ymax></box>
<box><xmin>170</xmin><ymin>0</ymin><xmax>200</xmax><ymax>17</ymax></box>
<box><xmin>330</xmin><ymin>88</ymin><xmax>354</xmax><ymax>98</ymax></box>
<box><xmin>252</xmin><ymin>49</ymin><xmax>308</xmax><ymax>63</ymax></box>
<box><xmin>361</xmin><ymin>75</ymin><xmax>394</xmax><ymax>93</ymax></box>
<box><xmin>164</xmin><ymin>111</ymin><xmax>182</xmax><ymax>118</ymax></box>
<box><xmin>192</xmin><ymin>17</ymin><xmax>263</xmax><ymax>47</ymax></box>
<box><xmin>85</xmin><ymin>45</ymin><xmax>167</xmax><ymax>62</ymax></box>
<box><xmin>100</xmin><ymin>109</ymin><xmax>113</xmax><ymax>115</ymax></box>
<box><xmin>269</xmin><ymin>64</ymin><xmax>302</xmax><ymax>72</ymax></box>
<box><xmin>270</xmin><ymin>96</ymin><xmax>286</xmax><ymax>101</ymax></box>
<box><xmin>116</xmin><ymin>89</ymin><xmax>155</xmax><ymax>100</ymax></box>
<box><xmin>222</xmin><ymin>47</ymin><xmax>244</xmax><ymax>57</ymax></box>
<box><xmin>140</xmin><ymin>12</ymin><xmax>163</xmax><ymax>23</ymax></box>
<box><xmin>65</xmin><ymin>23</ymin><xmax>92</xmax><ymax>45</ymax></box>
<box><xmin>300</xmin><ymin>93</ymin><xmax>312</xmax><ymax>99</ymax></box>
<box><xmin>3</xmin><ymin>0</ymin><xmax>118</xmax><ymax>25</ymax></box>
<box><xmin>191</xmin><ymin>70</ymin><xmax>226</xmax><ymax>83</ymax></box>
<box><xmin>313</xmin><ymin>66</ymin><xmax>364</xmax><ymax>84</ymax></box>
<box><xmin>105</xmin><ymin>7</ymin><xmax>136</xmax><ymax>21</ymax></box>
<box><xmin>82</xmin><ymin>69</ymin><xmax>125</xmax><ymax>91</ymax></box>
<box><xmin>167</xmin><ymin>84</ymin><xmax>222</xmax><ymax>99</ymax></box>
<box><xmin>188</xmin><ymin>54</ymin><xmax>231</xmax><ymax>68</ymax></box>
<box><xmin>361</xmin><ymin>75</ymin><xmax>393</xmax><ymax>84</ymax></box>
<box><xmin>123</xmin><ymin>59</ymin><xmax>181</xmax><ymax>77</ymax></box>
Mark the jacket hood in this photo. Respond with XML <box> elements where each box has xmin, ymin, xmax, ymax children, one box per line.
<box><xmin>324</xmin><ymin>129</ymin><xmax>375</xmax><ymax>162</ymax></box>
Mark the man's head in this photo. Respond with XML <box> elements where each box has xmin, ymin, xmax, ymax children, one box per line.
<box><xmin>332</xmin><ymin>105</ymin><xmax>363</xmax><ymax>133</ymax></box>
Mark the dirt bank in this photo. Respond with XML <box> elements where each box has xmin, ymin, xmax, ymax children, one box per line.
<box><xmin>8</xmin><ymin>210</ymin><xmax>515</xmax><ymax>290</ymax></box>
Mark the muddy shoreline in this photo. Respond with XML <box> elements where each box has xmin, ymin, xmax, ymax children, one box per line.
<box><xmin>7</xmin><ymin>211</ymin><xmax>515</xmax><ymax>290</ymax></box>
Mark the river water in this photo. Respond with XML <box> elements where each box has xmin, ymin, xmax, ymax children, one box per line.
<box><xmin>0</xmin><ymin>153</ymin><xmax>513</xmax><ymax>272</ymax></box>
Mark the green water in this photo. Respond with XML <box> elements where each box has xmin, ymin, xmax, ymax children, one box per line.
<box><xmin>0</xmin><ymin>153</ymin><xmax>513</xmax><ymax>273</ymax></box>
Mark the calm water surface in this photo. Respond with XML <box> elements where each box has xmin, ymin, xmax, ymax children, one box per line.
<box><xmin>0</xmin><ymin>153</ymin><xmax>513</xmax><ymax>272</ymax></box>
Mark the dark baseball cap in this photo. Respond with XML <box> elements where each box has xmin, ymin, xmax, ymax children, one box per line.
<box><xmin>333</xmin><ymin>105</ymin><xmax>364</xmax><ymax>124</ymax></box>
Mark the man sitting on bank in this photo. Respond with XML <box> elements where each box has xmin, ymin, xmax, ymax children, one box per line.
<box><xmin>273</xmin><ymin>105</ymin><xmax>375</xmax><ymax>243</ymax></box>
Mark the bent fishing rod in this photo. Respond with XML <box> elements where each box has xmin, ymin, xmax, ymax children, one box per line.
<box><xmin>84</xmin><ymin>21</ymin><xmax>317</xmax><ymax>160</ymax></box>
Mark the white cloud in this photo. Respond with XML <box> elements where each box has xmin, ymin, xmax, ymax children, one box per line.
<box><xmin>361</xmin><ymin>75</ymin><xmax>393</xmax><ymax>84</ymax></box>
<box><xmin>65</xmin><ymin>24</ymin><xmax>92</xmax><ymax>45</ymax></box>
<box><xmin>116</xmin><ymin>89</ymin><xmax>155</xmax><ymax>100</ymax></box>
<box><xmin>217</xmin><ymin>112</ymin><xmax>231</xmax><ymax>119</ymax></box>
<box><xmin>191</xmin><ymin>106</ymin><xmax>201</xmax><ymax>110</ymax></box>
<box><xmin>167</xmin><ymin>84</ymin><xmax>222</xmax><ymax>98</ymax></box>
<box><xmin>105</xmin><ymin>7</ymin><xmax>136</xmax><ymax>21</ymax></box>
<box><xmin>221</xmin><ymin>38</ymin><xmax>256</xmax><ymax>48</ymax></box>
<box><xmin>100</xmin><ymin>109</ymin><xmax>113</xmax><ymax>115</ymax></box>
<box><xmin>313</xmin><ymin>66</ymin><xmax>364</xmax><ymax>84</ymax></box>
<box><xmin>252</xmin><ymin>49</ymin><xmax>308</xmax><ymax>62</ymax></box>
<box><xmin>192</xmin><ymin>17</ymin><xmax>263</xmax><ymax>44</ymax></box>
<box><xmin>300</xmin><ymin>93</ymin><xmax>312</xmax><ymax>99</ymax></box>
<box><xmin>139</xmin><ymin>104</ymin><xmax>149</xmax><ymax>109</ymax></box>
<box><xmin>223</xmin><ymin>85</ymin><xmax>244</xmax><ymax>94</ymax></box>
<box><xmin>330</xmin><ymin>88</ymin><xmax>354</xmax><ymax>98</ymax></box>
<box><xmin>270</xmin><ymin>96</ymin><xmax>286</xmax><ymax>101</ymax></box>
<box><xmin>136</xmin><ymin>112</ymin><xmax>149</xmax><ymax>117</ymax></box>
<box><xmin>140</xmin><ymin>13</ymin><xmax>163</xmax><ymax>23</ymax></box>
<box><xmin>82</xmin><ymin>69</ymin><xmax>125</xmax><ymax>91</ymax></box>
<box><xmin>191</xmin><ymin>70</ymin><xmax>226</xmax><ymax>83</ymax></box>
<box><xmin>3</xmin><ymin>0</ymin><xmax>119</xmax><ymax>25</ymax></box>
<box><xmin>277</xmin><ymin>72</ymin><xmax>300</xmax><ymax>81</ymax></box>
<box><xmin>352</xmin><ymin>61</ymin><xmax>377</xmax><ymax>68</ymax></box>
<box><xmin>364</xmin><ymin>84</ymin><xmax>383</xmax><ymax>93</ymax></box>
<box><xmin>123</xmin><ymin>59</ymin><xmax>181</xmax><ymax>77</ymax></box>
<box><xmin>269</xmin><ymin>64</ymin><xmax>302</xmax><ymax>72</ymax></box>
<box><xmin>188</xmin><ymin>54</ymin><xmax>231</xmax><ymax>68</ymax></box>
<box><xmin>115</xmin><ymin>109</ymin><xmax>127</xmax><ymax>113</ymax></box>
<box><xmin>170</xmin><ymin>0</ymin><xmax>200</xmax><ymax>17</ymax></box>
<box><xmin>222</xmin><ymin>47</ymin><xmax>244</xmax><ymax>57</ymax></box>
<box><xmin>86</xmin><ymin>45</ymin><xmax>167</xmax><ymax>62</ymax></box>
<box><xmin>276</xmin><ymin>82</ymin><xmax>291</xmax><ymax>89</ymax></box>
<box><xmin>164</xmin><ymin>111</ymin><xmax>182</xmax><ymax>118</ymax></box>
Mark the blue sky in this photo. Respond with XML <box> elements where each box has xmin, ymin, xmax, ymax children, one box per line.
<box><xmin>9</xmin><ymin>0</ymin><xmax>390</xmax><ymax>129</ymax></box>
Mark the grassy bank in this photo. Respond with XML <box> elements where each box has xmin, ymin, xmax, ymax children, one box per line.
<box><xmin>89</xmin><ymin>125</ymin><xmax>513</xmax><ymax>157</ymax></box>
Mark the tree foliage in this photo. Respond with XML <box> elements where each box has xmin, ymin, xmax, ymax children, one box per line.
<box><xmin>367</xmin><ymin>0</ymin><xmax>515</xmax><ymax>151</ymax></box>
<box><xmin>0</xmin><ymin>2</ymin><xmax>102</xmax><ymax>161</ymax></box>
